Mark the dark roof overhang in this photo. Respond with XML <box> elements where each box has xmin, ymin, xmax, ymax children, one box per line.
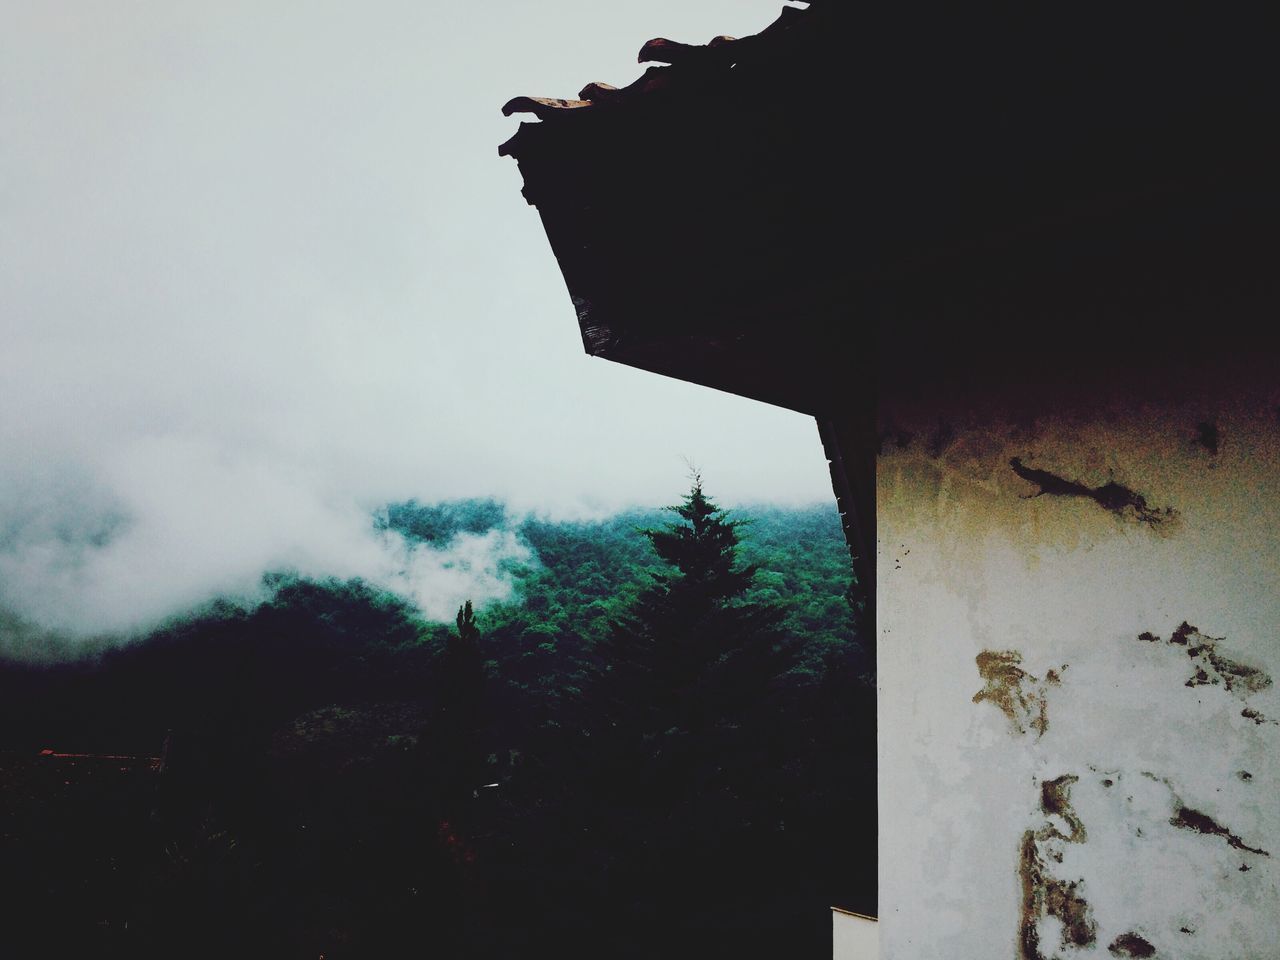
<box><xmin>501</xmin><ymin>4</ymin><xmax>855</xmax><ymax>416</ymax></box>
<box><xmin>501</xmin><ymin>3</ymin><xmax>1279</xmax><ymax>412</ymax></box>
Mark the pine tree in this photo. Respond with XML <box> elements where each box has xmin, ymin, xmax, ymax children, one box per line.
<box><xmin>419</xmin><ymin>600</ymin><xmax>488</xmax><ymax>822</ymax></box>
<box><xmin>603</xmin><ymin>475</ymin><xmax>792</xmax><ymax>734</ymax></box>
<box><xmin>585</xmin><ymin>476</ymin><xmax>799</xmax><ymax>939</ymax></box>
<box><xmin>440</xmin><ymin>600</ymin><xmax>484</xmax><ymax>725</ymax></box>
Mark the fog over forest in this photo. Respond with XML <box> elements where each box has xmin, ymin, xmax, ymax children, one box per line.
<box><xmin>1</xmin><ymin>1</ymin><xmax>831</xmax><ymax>647</ymax></box>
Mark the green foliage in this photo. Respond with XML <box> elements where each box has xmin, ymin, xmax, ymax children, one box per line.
<box><xmin>603</xmin><ymin>477</ymin><xmax>790</xmax><ymax>732</ymax></box>
<box><xmin>643</xmin><ymin>476</ymin><xmax>758</xmax><ymax>599</ymax></box>
<box><xmin>377</xmin><ymin>497</ymin><xmax>506</xmax><ymax>544</ymax></box>
<box><xmin>455</xmin><ymin>598</ymin><xmax>478</xmax><ymax>642</ymax></box>
<box><xmin>735</xmin><ymin>503</ymin><xmax>868</xmax><ymax>679</ymax></box>
<box><xmin>0</xmin><ymin>491</ymin><xmax>872</xmax><ymax>958</ymax></box>
<box><xmin>459</xmin><ymin>495</ymin><xmax>867</xmax><ymax>711</ymax></box>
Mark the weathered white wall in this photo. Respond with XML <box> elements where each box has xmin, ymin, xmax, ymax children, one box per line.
<box><xmin>833</xmin><ymin>907</ymin><xmax>878</xmax><ymax>959</ymax></box>
<box><xmin>877</xmin><ymin>394</ymin><xmax>1279</xmax><ymax>959</ymax></box>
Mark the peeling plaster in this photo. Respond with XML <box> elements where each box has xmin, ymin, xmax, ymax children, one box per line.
<box><xmin>1108</xmin><ymin>932</ymin><xmax>1157</xmax><ymax>957</ymax></box>
<box><xmin>1136</xmin><ymin>622</ymin><xmax>1272</xmax><ymax>699</ymax></box>
<box><xmin>878</xmin><ymin>398</ymin><xmax>1280</xmax><ymax>959</ymax></box>
<box><xmin>1131</xmin><ymin>772</ymin><xmax>1270</xmax><ymax>857</ymax></box>
<box><xmin>1015</xmin><ymin>768</ymin><xmax>1270</xmax><ymax>957</ymax></box>
<box><xmin>1241</xmin><ymin>706</ymin><xmax>1271</xmax><ymax>724</ymax></box>
<box><xmin>1042</xmin><ymin>775</ymin><xmax>1087</xmax><ymax>843</ymax></box>
<box><xmin>1019</xmin><ymin>774</ymin><xmax>1097</xmax><ymax>959</ymax></box>
<box><xmin>973</xmin><ymin>650</ymin><xmax>1052</xmax><ymax>737</ymax></box>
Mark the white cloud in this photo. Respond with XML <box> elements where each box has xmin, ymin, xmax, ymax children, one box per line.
<box><xmin>0</xmin><ymin>435</ymin><xmax>531</xmax><ymax>639</ymax></box>
<box><xmin>0</xmin><ymin>1</ymin><xmax>833</xmax><ymax>646</ymax></box>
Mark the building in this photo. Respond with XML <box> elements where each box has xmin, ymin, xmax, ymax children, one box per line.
<box><xmin>501</xmin><ymin>4</ymin><xmax>1279</xmax><ymax>957</ymax></box>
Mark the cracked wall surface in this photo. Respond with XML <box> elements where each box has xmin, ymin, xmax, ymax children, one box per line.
<box><xmin>878</xmin><ymin>393</ymin><xmax>1280</xmax><ymax>959</ymax></box>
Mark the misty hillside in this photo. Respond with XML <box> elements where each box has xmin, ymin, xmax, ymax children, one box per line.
<box><xmin>0</xmin><ymin>498</ymin><xmax>862</xmax><ymax>752</ymax></box>
<box><xmin>0</xmin><ymin>495</ymin><xmax>872</xmax><ymax>959</ymax></box>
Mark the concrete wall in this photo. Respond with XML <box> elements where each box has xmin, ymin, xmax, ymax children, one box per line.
<box><xmin>877</xmin><ymin>391</ymin><xmax>1279</xmax><ymax>958</ymax></box>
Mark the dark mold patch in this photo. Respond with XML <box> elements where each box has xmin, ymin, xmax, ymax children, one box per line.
<box><xmin>925</xmin><ymin>419</ymin><xmax>955</xmax><ymax>458</ymax></box>
<box><xmin>1019</xmin><ymin>831</ymin><xmax>1098</xmax><ymax>958</ymax></box>
<box><xmin>876</xmin><ymin>425</ymin><xmax>914</xmax><ymax>454</ymax></box>
<box><xmin>1170</xmin><ymin>805</ymin><xmax>1270</xmax><ymax>857</ymax></box>
<box><xmin>1106</xmin><ymin>771</ymin><xmax>1270</xmax><ymax>877</ymax></box>
<box><xmin>973</xmin><ymin>650</ymin><xmax>1050</xmax><ymax>737</ymax></box>
<box><xmin>1024</xmin><ymin>858</ymin><xmax>1096</xmax><ymax>956</ymax></box>
<box><xmin>1009</xmin><ymin>457</ymin><xmax>1175</xmax><ymax>526</ymax></box>
<box><xmin>1042</xmin><ymin>775</ymin><xmax>1087</xmax><ymax>842</ymax></box>
<box><xmin>1187</xmin><ymin>667</ymin><xmax>1211</xmax><ymax>687</ymax></box>
<box><xmin>1195</xmin><ymin>420</ymin><xmax>1220</xmax><ymax>456</ymax></box>
<box><xmin>1109</xmin><ymin>932</ymin><xmax>1157</xmax><ymax>957</ymax></box>
<box><xmin>1019</xmin><ymin>831</ymin><xmax>1043</xmax><ymax>960</ymax></box>
<box><xmin>1137</xmin><ymin>622</ymin><xmax>1272</xmax><ymax>700</ymax></box>
<box><xmin>1019</xmin><ymin>775</ymin><xmax>1096</xmax><ymax>959</ymax></box>
<box><xmin>1242</xmin><ymin>706</ymin><xmax>1270</xmax><ymax>724</ymax></box>
<box><xmin>1215</xmin><ymin>653</ymin><xmax>1274</xmax><ymax>695</ymax></box>
<box><xmin>1046</xmin><ymin>875</ymin><xmax>1096</xmax><ymax>948</ymax></box>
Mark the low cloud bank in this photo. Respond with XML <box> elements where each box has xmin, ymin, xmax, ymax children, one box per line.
<box><xmin>0</xmin><ymin>436</ymin><xmax>530</xmax><ymax>657</ymax></box>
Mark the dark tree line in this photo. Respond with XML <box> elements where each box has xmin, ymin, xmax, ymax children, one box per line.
<box><xmin>0</xmin><ymin>486</ymin><xmax>874</xmax><ymax>958</ymax></box>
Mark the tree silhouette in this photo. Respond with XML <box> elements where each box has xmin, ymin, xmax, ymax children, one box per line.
<box><xmin>428</xmin><ymin>601</ymin><xmax>487</xmax><ymax>809</ymax></box>
<box><xmin>583</xmin><ymin>477</ymin><xmax>799</xmax><ymax>948</ymax></box>
<box><xmin>603</xmin><ymin>474</ymin><xmax>792</xmax><ymax>735</ymax></box>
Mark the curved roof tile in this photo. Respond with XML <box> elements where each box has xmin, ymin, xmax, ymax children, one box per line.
<box><xmin>498</xmin><ymin>3</ymin><xmax>817</xmax><ymax>135</ymax></box>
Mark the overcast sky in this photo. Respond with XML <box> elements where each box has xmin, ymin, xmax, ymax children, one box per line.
<box><xmin>0</xmin><ymin>1</ymin><xmax>833</xmax><ymax>641</ymax></box>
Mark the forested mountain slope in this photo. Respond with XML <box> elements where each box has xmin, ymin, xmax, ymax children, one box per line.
<box><xmin>0</xmin><ymin>493</ymin><xmax>873</xmax><ymax>958</ymax></box>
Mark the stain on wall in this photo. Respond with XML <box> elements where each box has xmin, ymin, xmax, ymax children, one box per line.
<box><xmin>1042</xmin><ymin>775</ymin><xmax>1087</xmax><ymax>843</ymax></box>
<box><xmin>1169</xmin><ymin>806</ymin><xmax>1270</xmax><ymax>857</ymax></box>
<box><xmin>1108</xmin><ymin>932</ymin><xmax>1156</xmax><ymax>957</ymax></box>
<box><xmin>973</xmin><ymin>650</ymin><xmax>1053</xmax><ymax>737</ymax></box>
<box><xmin>1013</xmin><ymin>766</ymin><xmax>1271</xmax><ymax>956</ymax></box>
<box><xmin>1019</xmin><ymin>774</ymin><xmax>1097</xmax><ymax>959</ymax></box>
<box><xmin>1009</xmin><ymin>457</ymin><xmax>1175</xmax><ymax>526</ymax></box>
<box><xmin>878</xmin><ymin>424</ymin><xmax>915</xmax><ymax>453</ymax></box>
<box><xmin>878</xmin><ymin>397</ymin><xmax>1280</xmax><ymax>960</ymax></box>
<box><xmin>1195</xmin><ymin>421</ymin><xmax>1220</xmax><ymax>457</ymax></box>
<box><xmin>1137</xmin><ymin>622</ymin><xmax>1272</xmax><ymax>699</ymax></box>
<box><xmin>926</xmin><ymin>420</ymin><xmax>956</xmax><ymax>458</ymax></box>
